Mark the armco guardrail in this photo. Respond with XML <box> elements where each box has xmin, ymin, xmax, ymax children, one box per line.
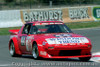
<box><xmin>0</xmin><ymin>6</ymin><xmax>100</xmax><ymax>28</ymax></box>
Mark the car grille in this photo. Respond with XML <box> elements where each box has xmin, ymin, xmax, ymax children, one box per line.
<box><xmin>59</xmin><ymin>50</ymin><xmax>81</xmax><ymax>56</ymax></box>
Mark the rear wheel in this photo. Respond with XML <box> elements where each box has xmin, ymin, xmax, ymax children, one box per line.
<box><xmin>9</xmin><ymin>42</ymin><xmax>16</xmax><ymax>57</ymax></box>
<box><xmin>32</xmin><ymin>43</ymin><xmax>39</xmax><ymax>59</ymax></box>
<box><xmin>79</xmin><ymin>57</ymin><xmax>91</xmax><ymax>61</ymax></box>
<box><xmin>9</xmin><ymin>42</ymin><xmax>21</xmax><ymax>57</ymax></box>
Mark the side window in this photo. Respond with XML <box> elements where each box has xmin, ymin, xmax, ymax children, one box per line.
<box><xmin>30</xmin><ymin>26</ymin><xmax>38</xmax><ymax>34</ymax></box>
<box><xmin>22</xmin><ymin>24</ymin><xmax>31</xmax><ymax>34</ymax></box>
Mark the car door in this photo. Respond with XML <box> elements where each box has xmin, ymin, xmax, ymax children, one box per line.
<box><xmin>18</xmin><ymin>24</ymin><xmax>32</xmax><ymax>53</ymax></box>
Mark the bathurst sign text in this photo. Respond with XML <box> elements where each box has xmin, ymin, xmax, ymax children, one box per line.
<box><xmin>20</xmin><ymin>10</ymin><xmax>62</xmax><ymax>23</ymax></box>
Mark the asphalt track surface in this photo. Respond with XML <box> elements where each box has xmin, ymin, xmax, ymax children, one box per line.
<box><xmin>0</xmin><ymin>27</ymin><xmax>100</xmax><ymax>67</ymax></box>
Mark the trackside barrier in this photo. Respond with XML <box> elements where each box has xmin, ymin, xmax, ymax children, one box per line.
<box><xmin>62</xmin><ymin>7</ymin><xmax>94</xmax><ymax>23</ymax></box>
<box><xmin>0</xmin><ymin>10</ymin><xmax>23</xmax><ymax>28</ymax></box>
<box><xmin>0</xmin><ymin>6</ymin><xmax>100</xmax><ymax>28</ymax></box>
<box><xmin>92</xmin><ymin>6</ymin><xmax>100</xmax><ymax>21</ymax></box>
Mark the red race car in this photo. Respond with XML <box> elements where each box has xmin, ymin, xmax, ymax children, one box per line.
<box><xmin>8</xmin><ymin>21</ymin><xmax>92</xmax><ymax>61</ymax></box>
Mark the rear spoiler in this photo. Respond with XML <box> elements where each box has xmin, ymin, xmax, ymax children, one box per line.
<box><xmin>9</xmin><ymin>29</ymin><xmax>19</xmax><ymax>35</ymax></box>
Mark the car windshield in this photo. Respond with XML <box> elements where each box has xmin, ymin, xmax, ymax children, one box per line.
<box><xmin>30</xmin><ymin>24</ymin><xmax>73</xmax><ymax>34</ymax></box>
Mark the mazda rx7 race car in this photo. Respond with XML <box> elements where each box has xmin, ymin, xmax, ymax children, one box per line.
<box><xmin>8</xmin><ymin>21</ymin><xmax>92</xmax><ymax>61</ymax></box>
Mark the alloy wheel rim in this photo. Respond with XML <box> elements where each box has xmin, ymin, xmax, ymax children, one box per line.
<box><xmin>10</xmin><ymin>44</ymin><xmax>14</xmax><ymax>55</ymax></box>
<box><xmin>32</xmin><ymin>45</ymin><xmax>38</xmax><ymax>58</ymax></box>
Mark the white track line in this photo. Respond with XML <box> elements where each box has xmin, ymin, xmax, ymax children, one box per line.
<box><xmin>90</xmin><ymin>52</ymin><xmax>100</xmax><ymax>63</ymax></box>
<box><xmin>0</xmin><ymin>64</ymin><xmax>12</xmax><ymax>67</ymax></box>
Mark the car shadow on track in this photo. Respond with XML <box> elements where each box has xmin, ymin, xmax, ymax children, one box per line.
<box><xmin>13</xmin><ymin>55</ymin><xmax>93</xmax><ymax>62</ymax></box>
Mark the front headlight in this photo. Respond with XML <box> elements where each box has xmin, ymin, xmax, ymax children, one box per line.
<box><xmin>80</xmin><ymin>37</ymin><xmax>89</xmax><ymax>43</ymax></box>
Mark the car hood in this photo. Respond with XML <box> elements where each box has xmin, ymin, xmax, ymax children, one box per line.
<box><xmin>36</xmin><ymin>33</ymin><xmax>89</xmax><ymax>44</ymax></box>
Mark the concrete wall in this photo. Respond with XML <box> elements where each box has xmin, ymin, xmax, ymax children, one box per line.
<box><xmin>0</xmin><ymin>6</ymin><xmax>100</xmax><ymax>28</ymax></box>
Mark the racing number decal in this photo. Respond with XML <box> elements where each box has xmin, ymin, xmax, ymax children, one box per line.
<box><xmin>21</xmin><ymin>36</ymin><xmax>33</xmax><ymax>51</ymax></box>
<box><xmin>26</xmin><ymin>39</ymin><xmax>29</xmax><ymax>51</ymax></box>
<box><xmin>21</xmin><ymin>36</ymin><xmax>26</xmax><ymax>46</ymax></box>
<box><xmin>26</xmin><ymin>36</ymin><xmax>32</xmax><ymax>51</ymax></box>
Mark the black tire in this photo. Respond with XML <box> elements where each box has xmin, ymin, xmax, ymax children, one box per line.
<box><xmin>9</xmin><ymin>42</ymin><xmax>21</xmax><ymax>57</ymax></box>
<box><xmin>79</xmin><ymin>57</ymin><xmax>91</xmax><ymax>61</ymax></box>
<box><xmin>9</xmin><ymin>42</ymin><xmax>16</xmax><ymax>57</ymax></box>
<box><xmin>32</xmin><ymin>43</ymin><xmax>39</xmax><ymax>59</ymax></box>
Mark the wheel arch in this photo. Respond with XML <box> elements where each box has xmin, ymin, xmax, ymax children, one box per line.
<box><xmin>9</xmin><ymin>39</ymin><xmax>13</xmax><ymax>50</ymax></box>
<box><xmin>32</xmin><ymin>40</ymin><xmax>42</xmax><ymax>59</ymax></box>
<box><xmin>9</xmin><ymin>37</ymin><xmax>22</xmax><ymax>55</ymax></box>
<box><xmin>32</xmin><ymin>40</ymin><xmax>42</xmax><ymax>48</ymax></box>
<box><xmin>32</xmin><ymin>41</ymin><xmax>37</xmax><ymax>48</ymax></box>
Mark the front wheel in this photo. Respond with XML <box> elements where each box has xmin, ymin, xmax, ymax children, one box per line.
<box><xmin>32</xmin><ymin>43</ymin><xmax>39</xmax><ymax>59</ymax></box>
<box><xmin>79</xmin><ymin>57</ymin><xmax>91</xmax><ymax>61</ymax></box>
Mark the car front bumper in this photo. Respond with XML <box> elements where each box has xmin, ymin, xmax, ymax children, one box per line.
<box><xmin>38</xmin><ymin>44</ymin><xmax>92</xmax><ymax>58</ymax></box>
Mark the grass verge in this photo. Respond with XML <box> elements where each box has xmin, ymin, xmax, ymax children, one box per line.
<box><xmin>0</xmin><ymin>22</ymin><xmax>100</xmax><ymax>35</ymax></box>
<box><xmin>66</xmin><ymin>22</ymin><xmax>100</xmax><ymax>29</ymax></box>
<box><xmin>0</xmin><ymin>27</ymin><xmax>21</xmax><ymax>35</ymax></box>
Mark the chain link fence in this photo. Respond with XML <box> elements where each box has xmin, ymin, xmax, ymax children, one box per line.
<box><xmin>0</xmin><ymin>0</ymin><xmax>100</xmax><ymax>10</ymax></box>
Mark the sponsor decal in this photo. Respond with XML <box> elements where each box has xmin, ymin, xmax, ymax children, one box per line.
<box><xmin>34</xmin><ymin>22</ymin><xmax>63</xmax><ymax>26</ymax></box>
<box><xmin>26</xmin><ymin>40</ymin><xmax>29</xmax><ymax>50</ymax></box>
<box><xmin>54</xmin><ymin>34</ymin><xmax>72</xmax><ymax>37</ymax></box>
<box><xmin>38</xmin><ymin>44</ymin><xmax>43</xmax><ymax>46</ymax></box>
<box><xmin>61</xmin><ymin>34</ymin><xmax>72</xmax><ymax>37</ymax></box>
<box><xmin>26</xmin><ymin>36</ymin><xmax>33</xmax><ymax>51</ymax></box>
<box><xmin>20</xmin><ymin>10</ymin><xmax>62</xmax><ymax>23</ymax></box>
<box><xmin>42</xmin><ymin>41</ymin><xmax>47</xmax><ymax>45</ymax></box>
<box><xmin>40</xmin><ymin>51</ymin><xmax>47</xmax><ymax>56</ymax></box>
<box><xmin>46</xmin><ymin>37</ymin><xmax>89</xmax><ymax>44</ymax></box>
<box><xmin>21</xmin><ymin>36</ymin><xmax>26</xmax><ymax>46</ymax></box>
<box><xmin>62</xmin><ymin>43</ymin><xmax>69</xmax><ymax>46</ymax></box>
<box><xmin>26</xmin><ymin>36</ymin><xmax>31</xmax><ymax>39</ymax></box>
<box><xmin>10</xmin><ymin>35</ymin><xmax>17</xmax><ymax>39</ymax></box>
<box><xmin>54</xmin><ymin>34</ymin><xmax>61</xmax><ymax>37</ymax></box>
<box><xmin>93</xmin><ymin>7</ymin><xmax>100</xmax><ymax>20</ymax></box>
<box><xmin>69</xmin><ymin>8</ymin><xmax>89</xmax><ymax>20</ymax></box>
